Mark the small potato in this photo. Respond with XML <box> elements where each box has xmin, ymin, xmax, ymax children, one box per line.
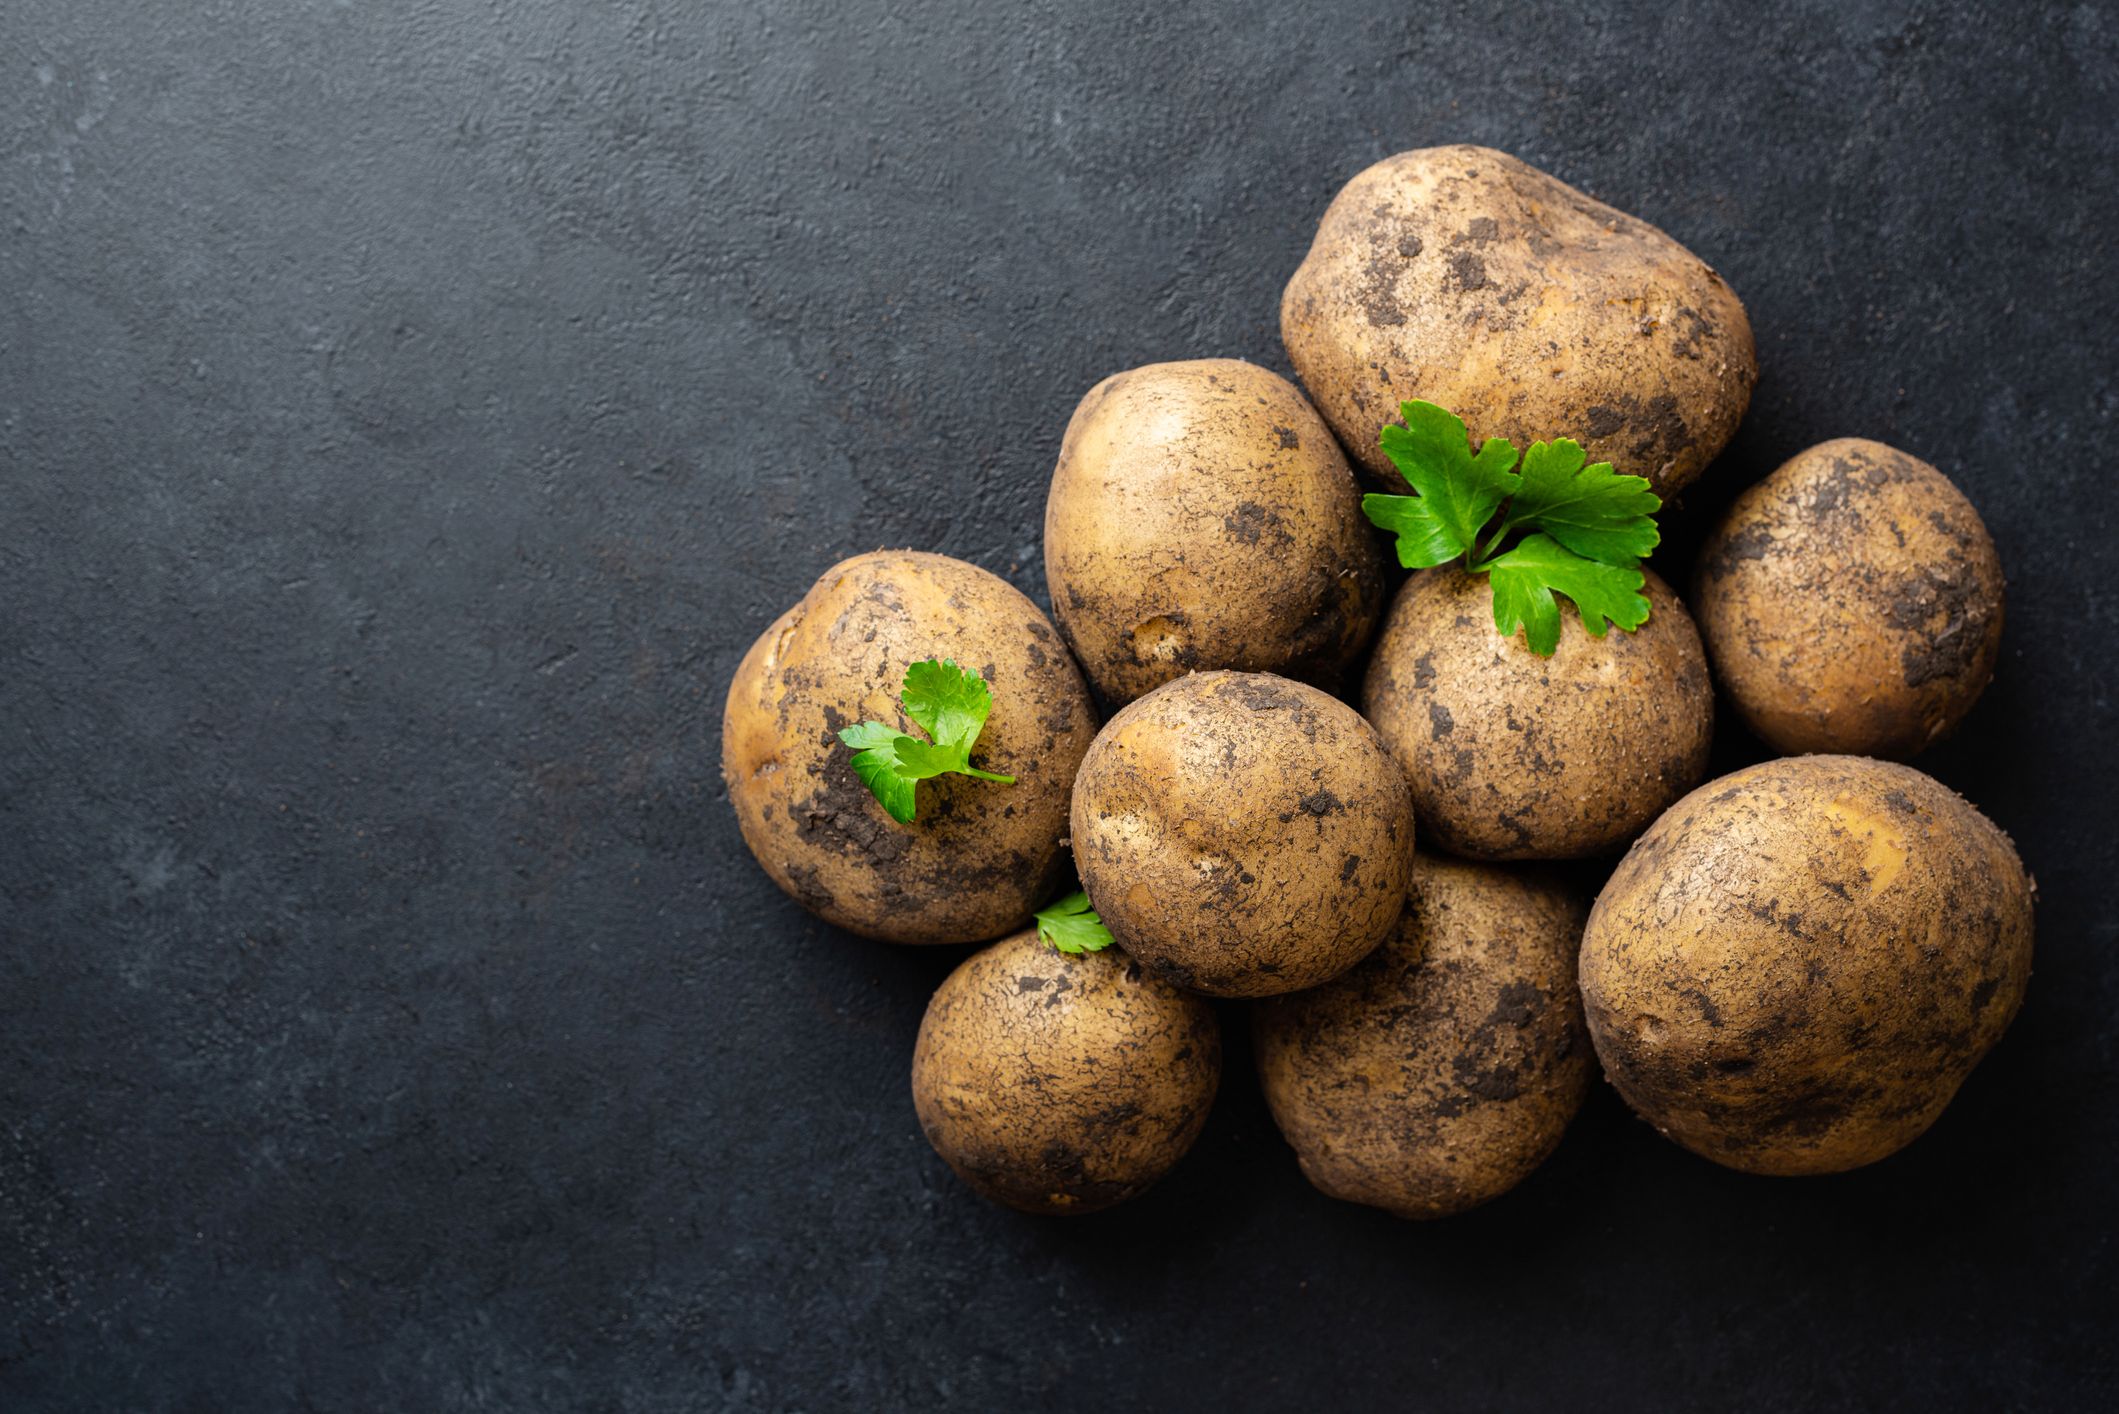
<box><xmin>1255</xmin><ymin>856</ymin><xmax>1591</xmax><ymax>1219</ymax></box>
<box><xmin>1580</xmin><ymin>755</ymin><xmax>2034</xmax><ymax>1176</ymax></box>
<box><xmin>1282</xmin><ymin>145</ymin><xmax>1756</xmax><ymax>500</ymax></box>
<box><xmin>1361</xmin><ymin>566</ymin><xmax>1713</xmax><ymax>860</ymax></box>
<box><xmin>722</xmin><ymin>551</ymin><xmax>1098</xmax><ymax>944</ymax></box>
<box><xmin>1695</xmin><ymin>438</ymin><xmax>2005</xmax><ymax>758</ymax></box>
<box><xmin>1071</xmin><ymin>671</ymin><xmax>1415</xmax><ymax>998</ymax></box>
<box><xmin>1044</xmin><ymin>358</ymin><xmax>1387</xmax><ymax>706</ymax></box>
<box><xmin>911</xmin><ymin>929</ymin><xmax>1220</xmax><ymax>1215</ymax></box>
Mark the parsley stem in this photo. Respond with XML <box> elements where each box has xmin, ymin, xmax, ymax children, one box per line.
<box><xmin>1470</xmin><ymin>517</ymin><xmax>1514</xmax><ymax>570</ymax></box>
<box><xmin>960</xmin><ymin>767</ymin><xmax>1017</xmax><ymax>783</ymax></box>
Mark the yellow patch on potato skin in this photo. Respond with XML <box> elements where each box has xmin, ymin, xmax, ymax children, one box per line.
<box><xmin>1820</xmin><ymin>796</ymin><xmax>1910</xmax><ymax>896</ymax></box>
<box><xmin>1043</xmin><ymin>359</ymin><xmax>1387</xmax><ymax>708</ymax></box>
<box><xmin>1071</xmin><ymin>671</ymin><xmax>1416</xmax><ymax>998</ymax></box>
<box><xmin>1127</xmin><ymin>614</ymin><xmax>1190</xmax><ymax>667</ymax></box>
<box><xmin>721</xmin><ymin>551</ymin><xmax>1100</xmax><ymax>945</ymax></box>
<box><xmin>1280</xmin><ymin>145</ymin><xmax>1756</xmax><ymax>501</ymax></box>
<box><xmin>1694</xmin><ymin>438</ymin><xmax>2005</xmax><ymax>760</ymax></box>
<box><xmin>1580</xmin><ymin>755</ymin><xmax>2034</xmax><ymax>1177</ymax></box>
<box><xmin>911</xmin><ymin>928</ymin><xmax>1221</xmax><ymax>1217</ymax></box>
<box><xmin>1255</xmin><ymin>856</ymin><xmax>1591</xmax><ymax>1219</ymax></box>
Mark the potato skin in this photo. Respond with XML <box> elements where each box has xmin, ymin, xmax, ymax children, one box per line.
<box><xmin>1580</xmin><ymin>755</ymin><xmax>2034</xmax><ymax>1176</ymax></box>
<box><xmin>1281</xmin><ymin>144</ymin><xmax>1756</xmax><ymax>500</ymax></box>
<box><xmin>1694</xmin><ymin>438</ymin><xmax>2005</xmax><ymax>759</ymax></box>
<box><xmin>1361</xmin><ymin>566</ymin><xmax>1712</xmax><ymax>860</ymax></box>
<box><xmin>1043</xmin><ymin>359</ymin><xmax>1388</xmax><ymax>706</ymax></box>
<box><xmin>911</xmin><ymin>929</ymin><xmax>1220</xmax><ymax>1215</ymax></box>
<box><xmin>1254</xmin><ymin>856</ymin><xmax>1591</xmax><ymax>1219</ymax></box>
<box><xmin>721</xmin><ymin>551</ymin><xmax>1098</xmax><ymax>945</ymax></box>
<box><xmin>1070</xmin><ymin>671</ymin><xmax>1416</xmax><ymax>998</ymax></box>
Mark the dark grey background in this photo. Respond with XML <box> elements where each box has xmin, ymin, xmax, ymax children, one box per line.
<box><xmin>4</xmin><ymin>0</ymin><xmax>2114</xmax><ymax>1409</ymax></box>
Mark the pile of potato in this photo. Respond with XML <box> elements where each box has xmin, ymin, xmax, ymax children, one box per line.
<box><xmin>723</xmin><ymin>145</ymin><xmax>2032</xmax><ymax>1218</ymax></box>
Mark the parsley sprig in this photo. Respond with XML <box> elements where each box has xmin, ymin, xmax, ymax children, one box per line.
<box><xmin>1034</xmin><ymin>890</ymin><xmax>1114</xmax><ymax>955</ymax></box>
<box><xmin>836</xmin><ymin>659</ymin><xmax>1014</xmax><ymax>824</ymax></box>
<box><xmin>1362</xmin><ymin>401</ymin><xmax>1662</xmax><ymax>656</ymax></box>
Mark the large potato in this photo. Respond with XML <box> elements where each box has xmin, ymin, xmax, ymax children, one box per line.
<box><xmin>1282</xmin><ymin>145</ymin><xmax>1756</xmax><ymax>500</ymax></box>
<box><xmin>1580</xmin><ymin>755</ymin><xmax>2034</xmax><ymax>1175</ymax></box>
<box><xmin>722</xmin><ymin>551</ymin><xmax>1098</xmax><ymax>944</ymax></box>
<box><xmin>1070</xmin><ymin>671</ymin><xmax>1415</xmax><ymax>998</ymax></box>
<box><xmin>911</xmin><ymin>928</ymin><xmax>1220</xmax><ymax>1216</ymax></box>
<box><xmin>1044</xmin><ymin>358</ymin><xmax>1387</xmax><ymax>706</ymax></box>
<box><xmin>1695</xmin><ymin>438</ymin><xmax>2006</xmax><ymax>758</ymax></box>
<box><xmin>1255</xmin><ymin>856</ymin><xmax>1591</xmax><ymax>1219</ymax></box>
<box><xmin>1361</xmin><ymin>566</ymin><xmax>1712</xmax><ymax>860</ymax></box>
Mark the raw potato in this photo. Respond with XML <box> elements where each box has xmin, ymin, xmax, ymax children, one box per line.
<box><xmin>1255</xmin><ymin>856</ymin><xmax>1591</xmax><ymax>1219</ymax></box>
<box><xmin>1070</xmin><ymin>671</ymin><xmax>1415</xmax><ymax>998</ymax></box>
<box><xmin>1281</xmin><ymin>144</ymin><xmax>1756</xmax><ymax>500</ymax></box>
<box><xmin>911</xmin><ymin>928</ymin><xmax>1220</xmax><ymax>1215</ymax></box>
<box><xmin>1044</xmin><ymin>358</ymin><xmax>1387</xmax><ymax>705</ymax></box>
<box><xmin>1361</xmin><ymin>566</ymin><xmax>1712</xmax><ymax>860</ymax></box>
<box><xmin>722</xmin><ymin>551</ymin><xmax>1098</xmax><ymax>945</ymax></box>
<box><xmin>1695</xmin><ymin>438</ymin><xmax>2006</xmax><ymax>759</ymax></box>
<box><xmin>1580</xmin><ymin>755</ymin><xmax>2034</xmax><ymax>1176</ymax></box>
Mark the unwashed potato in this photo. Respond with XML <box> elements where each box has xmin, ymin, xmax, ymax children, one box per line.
<box><xmin>1695</xmin><ymin>438</ymin><xmax>2005</xmax><ymax>759</ymax></box>
<box><xmin>911</xmin><ymin>928</ymin><xmax>1220</xmax><ymax>1215</ymax></box>
<box><xmin>1044</xmin><ymin>358</ymin><xmax>1388</xmax><ymax>706</ymax></box>
<box><xmin>1255</xmin><ymin>855</ymin><xmax>1591</xmax><ymax>1219</ymax></box>
<box><xmin>1361</xmin><ymin>566</ymin><xmax>1712</xmax><ymax>860</ymax></box>
<box><xmin>1282</xmin><ymin>144</ymin><xmax>1756</xmax><ymax>500</ymax></box>
<box><xmin>1071</xmin><ymin>671</ymin><xmax>1415</xmax><ymax>998</ymax></box>
<box><xmin>722</xmin><ymin>551</ymin><xmax>1098</xmax><ymax>944</ymax></box>
<box><xmin>1580</xmin><ymin>755</ymin><xmax>2034</xmax><ymax>1176</ymax></box>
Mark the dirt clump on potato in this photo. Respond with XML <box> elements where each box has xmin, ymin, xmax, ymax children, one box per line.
<box><xmin>1361</xmin><ymin>565</ymin><xmax>1712</xmax><ymax>860</ymax></box>
<box><xmin>1282</xmin><ymin>144</ymin><xmax>1755</xmax><ymax>500</ymax></box>
<box><xmin>1695</xmin><ymin>438</ymin><xmax>2005</xmax><ymax>759</ymax></box>
<box><xmin>1255</xmin><ymin>855</ymin><xmax>1591</xmax><ymax>1218</ymax></box>
<box><xmin>1044</xmin><ymin>358</ymin><xmax>1387</xmax><ymax>707</ymax></box>
<box><xmin>722</xmin><ymin>551</ymin><xmax>1097</xmax><ymax>944</ymax></box>
<box><xmin>1071</xmin><ymin>671</ymin><xmax>1415</xmax><ymax>997</ymax></box>
<box><xmin>911</xmin><ymin>928</ymin><xmax>1220</xmax><ymax>1215</ymax></box>
<box><xmin>1579</xmin><ymin>754</ymin><xmax>2034</xmax><ymax>1175</ymax></box>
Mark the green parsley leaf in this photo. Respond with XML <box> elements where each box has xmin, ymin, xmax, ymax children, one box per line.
<box><xmin>1358</xmin><ymin>400</ymin><xmax>1666</xmax><ymax>657</ymax></box>
<box><xmin>886</xmin><ymin>733</ymin><xmax>968</xmax><ymax>779</ymax></box>
<box><xmin>1499</xmin><ymin>439</ymin><xmax>1662</xmax><ymax>564</ymax></box>
<box><xmin>845</xmin><ymin>742</ymin><xmax>918</xmax><ymax>823</ymax></box>
<box><xmin>836</xmin><ymin>721</ymin><xmax>901</xmax><ymax>751</ymax></box>
<box><xmin>1034</xmin><ymin>890</ymin><xmax>1114</xmax><ymax>955</ymax></box>
<box><xmin>900</xmin><ymin>659</ymin><xmax>992</xmax><ymax>750</ymax></box>
<box><xmin>1365</xmin><ymin>401</ymin><xmax>1522</xmax><ymax>567</ymax></box>
<box><xmin>1485</xmin><ymin>533</ymin><xmax>1652</xmax><ymax>656</ymax></box>
<box><xmin>834</xmin><ymin>659</ymin><xmax>1015</xmax><ymax>823</ymax></box>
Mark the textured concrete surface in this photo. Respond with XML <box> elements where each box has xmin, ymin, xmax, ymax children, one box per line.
<box><xmin>3</xmin><ymin>1</ymin><xmax>2114</xmax><ymax>1409</ymax></box>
